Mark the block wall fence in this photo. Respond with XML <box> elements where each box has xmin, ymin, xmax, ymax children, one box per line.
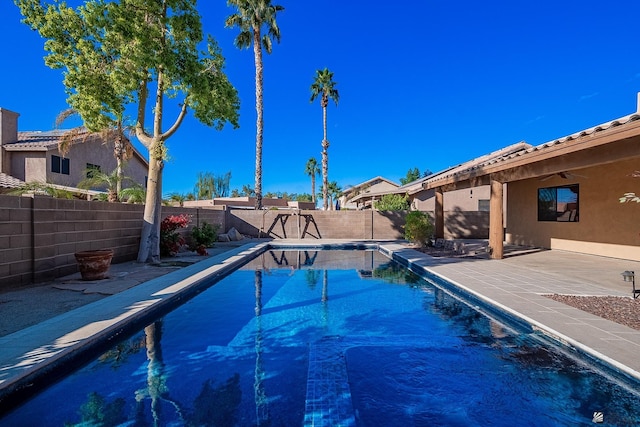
<box><xmin>0</xmin><ymin>194</ymin><xmax>488</xmax><ymax>289</ymax></box>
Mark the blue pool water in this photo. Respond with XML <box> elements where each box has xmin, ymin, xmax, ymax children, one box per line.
<box><xmin>1</xmin><ymin>249</ymin><xmax>639</xmax><ymax>426</ymax></box>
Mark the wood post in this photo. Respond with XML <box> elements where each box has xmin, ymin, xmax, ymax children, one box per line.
<box><xmin>489</xmin><ymin>178</ymin><xmax>504</xmax><ymax>259</ymax></box>
<box><xmin>435</xmin><ymin>188</ymin><xmax>444</xmax><ymax>239</ymax></box>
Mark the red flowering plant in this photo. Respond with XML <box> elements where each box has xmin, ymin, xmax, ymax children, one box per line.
<box><xmin>160</xmin><ymin>214</ymin><xmax>191</xmax><ymax>256</ymax></box>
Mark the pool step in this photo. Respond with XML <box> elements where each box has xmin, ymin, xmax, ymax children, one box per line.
<box><xmin>303</xmin><ymin>336</ymin><xmax>356</xmax><ymax>427</ymax></box>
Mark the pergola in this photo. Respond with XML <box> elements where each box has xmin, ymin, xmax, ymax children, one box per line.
<box><xmin>424</xmin><ymin>113</ymin><xmax>640</xmax><ymax>259</ymax></box>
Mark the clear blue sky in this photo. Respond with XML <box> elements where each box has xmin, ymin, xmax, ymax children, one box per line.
<box><xmin>2</xmin><ymin>1</ymin><xmax>640</xmax><ymax>199</ymax></box>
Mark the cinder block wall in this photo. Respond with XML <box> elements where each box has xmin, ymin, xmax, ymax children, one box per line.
<box><xmin>226</xmin><ymin>209</ymin><xmax>407</xmax><ymax>240</ymax></box>
<box><xmin>31</xmin><ymin>196</ymin><xmax>144</xmax><ymax>283</ymax></box>
<box><xmin>0</xmin><ymin>195</ymin><xmax>226</xmax><ymax>289</ymax></box>
<box><xmin>162</xmin><ymin>206</ymin><xmax>226</xmax><ymax>247</ymax></box>
<box><xmin>0</xmin><ymin>193</ymin><xmax>486</xmax><ymax>289</ymax></box>
<box><xmin>0</xmin><ymin>195</ymin><xmax>34</xmax><ymax>288</ymax></box>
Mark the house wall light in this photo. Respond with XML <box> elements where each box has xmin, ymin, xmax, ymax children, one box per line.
<box><xmin>621</xmin><ymin>271</ymin><xmax>638</xmax><ymax>299</ymax></box>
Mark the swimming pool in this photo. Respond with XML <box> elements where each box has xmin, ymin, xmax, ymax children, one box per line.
<box><xmin>1</xmin><ymin>248</ymin><xmax>639</xmax><ymax>426</ymax></box>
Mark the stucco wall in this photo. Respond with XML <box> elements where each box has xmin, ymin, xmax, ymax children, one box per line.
<box><xmin>411</xmin><ymin>186</ymin><xmax>491</xmax><ymax>212</ymax></box>
<box><xmin>19</xmin><ymin>136</ymin><xmax>149</xmax><ymax>190</ymax></box>
<box><xmin>506</xmin><ymin>158</ymin><xmax>640</xmax><ymax>260</ymax></box>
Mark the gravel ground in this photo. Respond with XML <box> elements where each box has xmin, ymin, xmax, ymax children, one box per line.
<box><xmin>545</xmin><ymin>294</ymin><xmax>640</xmax><ymax>331</ymax></box>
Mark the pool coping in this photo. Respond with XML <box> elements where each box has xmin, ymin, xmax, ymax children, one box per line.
<box><xmin>0</xmin><ymin>241</ymin><xmax>272</xmax><ymax>408</ymax></box>
<box><xmin>1</xmin><ymin>239</ymin><xmax>639</xmax><ymax>410</ymax></box>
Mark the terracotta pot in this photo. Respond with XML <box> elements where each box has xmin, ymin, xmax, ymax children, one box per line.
<box><xmin>75</xmin><ymin>249</ymin><xmax>114</xmax><ymax>281</ymax></box>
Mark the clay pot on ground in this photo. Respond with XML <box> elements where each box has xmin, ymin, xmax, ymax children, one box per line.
<box><xmin>74</xmin><ymin>249</ymin><xmax>114</xmax><ymax>280</ymax></box>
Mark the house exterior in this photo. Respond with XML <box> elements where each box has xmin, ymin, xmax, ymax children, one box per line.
<box><xmin>426</xmin><ymin>93</ymin><xmax>640</xmax><ymax>261</ymax></box>
<box><xmin>0</xmin><ymin>108</ymin><xmax>148</xmax><ymax>196</ymax></box>
<box><xmin>346</xmin><ymin>144</ymin><xmax>531</xmax><ymax>213</ymax></box>
<box><xmin>183</xmin><ymin>197</ymin><xmax>316</xmax><ymax>210</ymax></box>
<box><xmin>340</xmin><ymin>176</ymin><xmax>400</xmax><ymax>209</ymax></box>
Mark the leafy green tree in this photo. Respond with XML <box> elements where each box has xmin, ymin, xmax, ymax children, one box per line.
<box><xmin>305</xmin><ymin>157</ymin><xmax>320</xmax><ymax>204</ymax></box>
<box><xmin>231</xmin><ymin>184</ymin><xmax>255</xmax><ymax>197</ymax></box>
<box><xmin>194</xmin><ymin>172</ymin><xmax>215</xmax><ymax>200</ymax></box>
<box><xmin>399</xmin><ymin>167</ymin><xmax>432</xmax><ymax>185</ymax></box>
<box><xmin>400</xmin><ymin>167</ymin><xmax>421</xmax><ymax>185</ymax></box>
<box><xmin>310</xmin><ymin>68</ymin><xmax>339</xmax><ymax>210</ymax></box>
<box><xmin>215</xmin><ymin>171</ymin><xmax>232</xmax><ymax>197</ymax></box>
<box><xmin>194</xmin><ymin>171</ymin><xmax>232</xmax><ymax>199</ymax></box>
<box><xmin>226</xmin><ymin>0</ymin><xmax>284</xmax><ymax>210</ymax></box>
<box><xmin>242</xmin><ymin>184</ymin><xmax>255</xmax><ymax>196</ymax></box>
<box><xmin>296</xmin><ymin>193</ymin><xmax>313</xmax><ymax>202</ymax></box>
<box><xmin>374</xmin><ymin>194</ymin><xmax>410</xmax><ymax>211</ymax></box>
<box><xmin>16</xmin><ymin>0</ymin><xmax>240</xmax><ymax>264</ymax></box>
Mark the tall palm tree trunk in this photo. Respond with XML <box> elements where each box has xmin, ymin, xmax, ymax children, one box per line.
<box><xmin>321</xmin><ymin>103</ymin><xmax>329</xmax><ymax>210</ymax></box>
<box><xmin>311</xmin><ymin>174</ymin><xmax>316</xmax><ymax>203</ymax></box>
<box><xmin>253</xmin><ymin>30</ymin><xmax>264</xmax><ymax>210</ymax></box>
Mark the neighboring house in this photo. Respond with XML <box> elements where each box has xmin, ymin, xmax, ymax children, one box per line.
<box><xmin>183</xmin><ymin>197</ymin><xmax>316</xmax><ymax>210</ymax></box>
<box><xmin>0</xmin><ymin>107</ymin><xmax>148</xmax><ymax>197</ymax></box>
<box><xmin>426</xmin><ymin>93</ymin><xmax>640</xmax><ymax>261</ymax></box>
<box><xmin>340</xmin><ymin>176</ymin><xmax>400</xmax><ymax>210</ymax></box>
<box><xmin>348</xmin><ymin>142</ymin><xmax>531</xmax><ymax>213</ymax></box>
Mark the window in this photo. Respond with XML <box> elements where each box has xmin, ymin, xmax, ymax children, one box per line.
<box><xmin>86</xmin><ymin>163</ymin><xmax>101</xmax><ymax>178</ymax></box>
<box><xmin>538</xmin><ymin>185</ymin><xmax>579</xmax><ymax>222</ymax></box>
<box><xmin>478</xmin><ymin>199</ymin><xmax>490</xmax><ymax>212</ymax></box>
<box><xmin>52</xmin><ymin>155</ymin><xmax>70</xmax><ymax>175</ymax></box>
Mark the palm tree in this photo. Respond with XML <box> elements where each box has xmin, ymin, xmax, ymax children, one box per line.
<box><xmin>166</xmin><ymin>192</ymin><xmax>187</xmax><ymax>207</ymax></box>
<box><xmin>77</xmin><ymin>167</ymin><xmax>132</xmax><ymax>202</ymax></box>
<box><xmin>321</xmin><ymin>180</ymin><xmax>342</xmax><ymax>210</ymax></box>
<box><xmin>56</xmin><ymin>109</ymin><xmax>133</xmax><ymax>200</ymax></box>
<box><xmin>119</xmin><ymin>184</ymin><xmax>146</xmax><ymax>204</ymax></box>
<box><xmin>9</xmin><ymin>182</ymin><xmax>75</xmax><ymax>199</ymax></box>
<box><xmin>305</xmin><ymin>157</ymin><xmax>320</xmax><ymax>204</ymax></box>
<box><xmin>226</xmin><ymin>0</ymin><xmax>284</xmax><ymax>210</ymax></box>
<box><xmin>310</xmin><ymin>68</ymin><xmax>339</xmax><ymax>210</ymax></box>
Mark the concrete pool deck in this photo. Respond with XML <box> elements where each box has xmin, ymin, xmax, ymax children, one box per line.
<box><xmin>1</xmin><ymin>239</ymin><xmax>640</xmax><ymax>407</ymax></box>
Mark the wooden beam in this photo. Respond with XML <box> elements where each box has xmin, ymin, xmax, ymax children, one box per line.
<box><xmin>489</xmin><ymin>179</ymin><xmax>504</xmax><ymax>259</ymax></box>
<box><xmin>434</xmin><ymin>188</ymin><xmax>444</xmax><ymax>239</ymax></box>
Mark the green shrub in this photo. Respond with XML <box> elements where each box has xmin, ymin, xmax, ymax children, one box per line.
<box><xmin>374</xmin><ymin>194</ymin><xmax>409</xmax><ymax>211</ymax></box>
<box><xmin>191</xmin><ymin>221</ymin><xmax>219</xmax><ymax>252</ymax></box>
<box><xmin>404</xmin><ymin>211</ymin><xmax>433</xmax><ymax>247</ymax></box>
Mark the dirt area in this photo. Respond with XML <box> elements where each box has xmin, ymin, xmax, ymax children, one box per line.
<box><xmin>0</xmin><ymin>241</ymin><xmax>253</xmax><ymax>337</ymax></box>
<box><xmin>0</xmin><ymin>284</ymin><xmax>106</xmax><ymax>336</ymax></box>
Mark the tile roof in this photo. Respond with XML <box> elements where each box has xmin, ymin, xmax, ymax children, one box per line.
<box><xmin>5</xmin><ymin>129</ymin><xmax>148</xmax><ymax>166</ymax></box>
<box><xmin>3</xmin><ymin>130</ymin><xmax>80</xmax><ymax>151</ymax></box>
<box><xmin>427</xmin><ymin>111</ymin><xmax>640</xmax><ymax>186</ymax></box>
<box><xmin>0</xmin><ymin>173</ymin><xmax>25</xmax><ymax>188</ymax></box>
